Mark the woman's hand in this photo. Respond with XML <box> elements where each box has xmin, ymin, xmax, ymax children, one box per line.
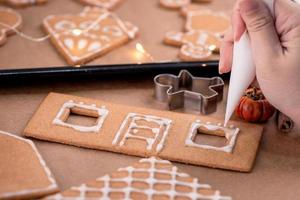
<box><xmin>219</xmin><ymin>0</ymin><xmax>300</xmax><ymax>124</ymax></box>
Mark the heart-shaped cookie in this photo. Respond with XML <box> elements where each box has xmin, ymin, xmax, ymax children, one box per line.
<box><xmin>4</xmin><ymin>0</ymin><xmax>47</xmax><ymax>7</ymax></box>
<box><xmin>78</xmin><ymin>0</ymin><xmax>123</xmax><ymax>10</ymax></box>
<box><xmin>43</xmin><ymin>7</ymin><xmax>138</xmax><ymax>65</ymax></box>
<box><xmin>0</xmin><ymin>7</ymin><xmax>22</xmax><ymax>46</ymax></box>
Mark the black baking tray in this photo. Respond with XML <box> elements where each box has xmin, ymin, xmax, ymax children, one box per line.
<box><xmin>0</xmin><ymin>60</ymin><xmax>229</xmax><ymax>82</ymax></box>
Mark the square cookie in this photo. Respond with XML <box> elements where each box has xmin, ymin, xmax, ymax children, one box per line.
<box><xmin>23</xmin><ymin>93</ymin><xmax>263</xmax><ymax>172</ymax></box>
<box><xmin>44</xmin><ymin>157</ymin><xmax>232</xmax><ymax>200</ymax></box>
<box><xmin>43</xmin><ymin>7</ymin><xmax>138</xmax><ymax>65</ymax></box>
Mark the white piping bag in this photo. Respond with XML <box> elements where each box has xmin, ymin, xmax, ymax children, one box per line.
<box><xmin>224</xmin><ymin>0</ymin><xmax>274</xmax><ymax>126</ymax></box>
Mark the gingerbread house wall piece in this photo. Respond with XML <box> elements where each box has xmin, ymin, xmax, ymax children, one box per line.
<box><xmin>23</xmin><ymin>93</ymin><xmax>263</xmax><ymax>172</ymax></box>
<box><xmin>0</xmin><ymin>130</ymin><xmax>58</xmax><ymax>199</ymax></box>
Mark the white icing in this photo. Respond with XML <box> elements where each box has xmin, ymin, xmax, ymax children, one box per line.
<box><xmin>54</xmin><ymin>20</ymin><xmax>76</xmax><ymax>32</ymax></box>
<box><xmin>185</xmin><ymin>121</ymin><xmax>240</xmax><ymax>153</ymax></box>
<box><xmin>196</xmin><ymin>32</ymin><xmax>208</xmax><ymax>45</ymax></box>
<box><xmin>7</xmin><ymin>0</ymin><xmax>41</xmax><ymax>5</ymax></box>
<box><xmin>79</xmin><ymin>20</ymin><xmax>100</xmax><ymax>31</ymax></box>
<box><xmin>87</xmin><ymin>41</ymin><xmax>102</xmax><ymax>52</ymax></box>
<box><xmin>80</xmin><ymin>0</ymin><xmax>122</xmax><ymax>9</ymax></box>
<box><xmin>63</xmin><ymin>38</ymin><xmax>74</xmax><ymax>50</ymax></box>
<box><xmin>52</xmin><ymin>100</ymin><xmax>109</xmax><ymax>133</ymax></box>
<box><xmin>110</xmin><ymin>13</ymin><xmax>138</xmax><ymax>39</ymax></box>
<box><xmin>0</xmin><ymin>130</ymin><xmax>58</xmax><ymax>199</ymax></box>
<box><xmin>160</xmin><ymin>0</ymin><xmax>190</xmax><ymax>7</ymax></box>
<box><xmin>180</xmin><ymin>44</ymin><xmax>211</xmax><ymax>59</ymax></box>
<box><xmin>165</xmin><ymin>31</ymin><xmax>183</xmax><ymax>43</ymax></box>
<box><xmin>78</xmin><ymin>39</ymin><xmax>87</xmax><ymax>50</ymax></box>
<box><xmin>102</xmin><ymin>25</ymin><xmax>123</xmax><ymax>37</ymax></box>
<box><xmin>112</xmin><ymin>113</ymin><xmax>172</xmax><ymax>153</ymax></box>
<box><xmin>46</xmin><ymin>157</ymin><xmax>231</xmax><ymax>200</ymax></box>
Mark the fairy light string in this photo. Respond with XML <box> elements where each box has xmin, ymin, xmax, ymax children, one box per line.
<box><xmin>0</xmin><ymin>9</ymin><xmax>156</xmax><ymax>64</ymax></box>
<box><xmin>0</xmin><ymin>11</ymin><xmax>122</xmax><ymax>42</ymax></box>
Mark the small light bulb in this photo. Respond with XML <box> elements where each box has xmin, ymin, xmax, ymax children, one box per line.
<box><xmin>72</xmin><ymin>29</ymin><xmax>82</xmax><ymax>36</ymax></box>
<box><xmin>208</xmin><ymin>45</ymin><xmax>217</xmax><ymax>51</ymax></box>
<box><xmin>136</xmin><ymin>43</ymin><xmax>145</xmax><ymax>54</ymax></box>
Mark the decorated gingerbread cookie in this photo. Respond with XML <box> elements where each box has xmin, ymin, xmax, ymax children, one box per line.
<box><xmin>0</xmin><ymin>130</ymin><xmax>58</xmax><ymax>199</ymax></box>
<box><xmin>164</xmin><ymin>30</ymin><xmax>220</xmax><ymax>61</ymax></box>
<box><xmin>78</xmin><ymin>0</ymin><xmax>123</xmax><ymax>10</ymax></box>
<box><xmin>4</xmin><ymin>0</ymin><xmax>47</xmax><ymax>7</ymax></box>
<box><xmin>185</xmin><ymin>9</ymin><xmax>230</xmax><ymax>37</ymax></box>
<box><xmin>43</xmin><ymin>7</ymin><xmax>138</xmax><ymax>65</ymax></box>
<box><xmin>45</xmin><ymin>157</ymin><xmax>232</xmax><ymax>200</ymax></box>
<box><xmin>0</xmin><ymin>6</ymin><xmax>22</xmax><ymax>46</ymax></box>
<box><xmin>24</xmin><ymin>93</ymin><xmax>263</xmax><ymax>172</ymax></box>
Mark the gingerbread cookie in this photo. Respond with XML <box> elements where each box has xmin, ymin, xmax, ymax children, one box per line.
<box><xmin>0</xmin><ymin>7</ymin><xmax>22</xmax><ymax>46</ymax></box>
<box><xmin>43</xmin><ymin>7</ymin><xmax>138</xmax><ymax>65</ymax></box>
<box><xmin>164</xmin><ymin>30</ymin><xmax>220</xmax><ymax>61</ymax></box>
<box><xmin>45</xmin><ymin>157</ymin><xmax>232</xmax><ymax>200</ymax></box>
<box><xmin>24</xmin><ymin>93</ymin><xmax>263</xmax><ymax>172</ymax></box>
<box><xmin>185</xmin><ymin>9</ymin><xmax>230</xmax><ymax>37</ymax></box>
<box><xmin>4</xmin><ymin>0</ymin><xmax>47</xmax><ymax>7</ymax></box>
<box><xmin>0</xmin><ymin>130</ymin><xmax>58</xmax><ymax>199</ymax></box>
<box><xmin>78</xmin><ymin>0</ymin><xmax>123</xmax><ymax>10</ymax></box>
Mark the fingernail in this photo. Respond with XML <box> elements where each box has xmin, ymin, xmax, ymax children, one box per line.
<box><xmin>218</xmin><ymin>61</ymin><xmax>223</xmax><ymax>74</ymax></box>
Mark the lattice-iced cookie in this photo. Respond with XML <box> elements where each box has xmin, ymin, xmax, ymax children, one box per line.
<box><xmin>0</xmin><ymin>7</ymin><xmax>22</xmax><ymax>46</ymax></box>
<box><xmin>24</xmin><ymin>93</ymin><xmax>263</xmax><ymax>172</ymax></box>
<box><xmin>4</xmin><ymin>0</ymin><xmax>47</xmax><ymax>7</ymax></box>
<box><xmin>43</xmin><ymin>7</ymin><xmax>138</xmax><ymax>65</ymax></box>
<box><xmin>185</xmin><ymin>9</ymin><xmax>230</xmax><ymax>37</ymax></box>
<box><xmin>164</xmin><ymin>30</ymin><xmax>220</xmax><ymax>61</ymax></box>
<box><xmin>45</xmin><ymin>157</ymin><xmax>231</xmax><ymax>200</ymax></box>
<box><xmin>0</xmin><ymin>130</ymin><xmax>58</xmax><ymax>199</ymax></box>
<box><xmin>78</xmin><ymin>0</ymin><xmax>123</xmax><ymax>10</ymax></box>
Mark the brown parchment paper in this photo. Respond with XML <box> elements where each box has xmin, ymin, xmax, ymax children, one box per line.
<box><xmin>0</xmin><ymin>0</ymin><xmax>232</xmax><ymax>69</ymax></box>
<box><xmin>0</xmin><ymin>1</ymin><xmax>300</xmax><ymax>200</ymax></box>
<box><xmin>0</xmin><ymin>78</ymin><xmax>299</xmax><ymax>200</ymax></box>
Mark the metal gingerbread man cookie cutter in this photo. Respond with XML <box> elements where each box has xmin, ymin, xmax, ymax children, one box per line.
<box><xmin>154</xmin><ymin>70</ymin><xmax>224</xmax><ymax>114</ymax></box>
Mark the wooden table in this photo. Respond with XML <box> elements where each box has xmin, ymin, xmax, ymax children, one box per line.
<box><xmin>0</xmin><ymin>0</ymin><xmax>299</xmax><ymax>199</ymax></box>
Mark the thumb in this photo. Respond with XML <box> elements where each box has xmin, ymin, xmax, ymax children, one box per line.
<box><xmin>238</xmin><ymin>0</ymin><xmax>282</xmax><ymax>63</ymax></box>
